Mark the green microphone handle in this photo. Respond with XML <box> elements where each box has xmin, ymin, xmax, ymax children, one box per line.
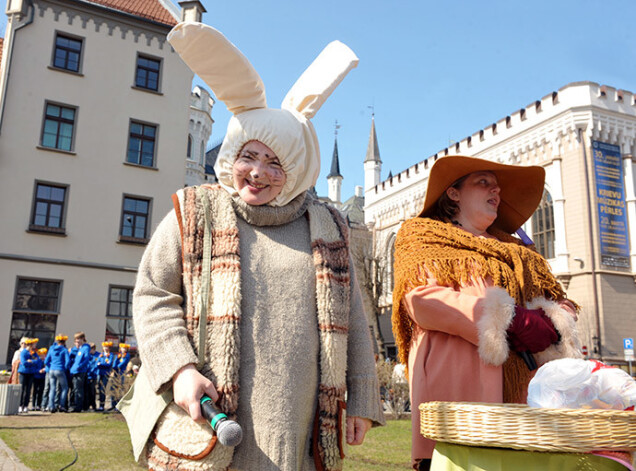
<box><xmin>200</xmin><ymin>395</ymin><xmax>228</xmax><ymax>430</ymax></box>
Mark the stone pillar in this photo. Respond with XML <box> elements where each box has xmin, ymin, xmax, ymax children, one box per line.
<box><xmin>621</xmin><ymin>135</ymin><xmax>636</xmax><ymax>271</ymax></box>
<box><xmin>550</xmin><ymin>134</ymin><xmax>569</xmax><ymax>273</ymax></box>
<box><xmin>328</xmin><ymin>175</ymin><xmax>342</xmax><ymax>208</ymax></box>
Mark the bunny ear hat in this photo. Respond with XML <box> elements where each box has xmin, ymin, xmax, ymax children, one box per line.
<box><xmin>167</xmin><ymin>22</ymin><xmax>359</xmax><ymax>206</ymax></box>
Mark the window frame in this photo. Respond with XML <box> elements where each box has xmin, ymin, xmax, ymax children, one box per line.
<box><xmin>105</xmin><ymin>285</ymin><xmax>136</xmax><ymax>345</ymax></box>
<box><xmin>386</xmin><ymin>234</ymin><xmax>396</xmax><ymax>295</ymax></box>
<box><xmin>13</xmin><ymin>276</ymin><xmax>63</xmax><ymax>315</ymax></box>
<box><xmin>125</xmin><ymin>119</ymin><xmax>158</xmax><ymax>168</ymax></box>
<box><xmin>7</xmin><ymin>276</ymin><xmax>62</xmax><ymax>363</ymax></box>
<box><xmin>40</xmin><ymin>100</ymin><xmax>78</xmax><ymax>152</ymax></box>
<box><xmin>28</xmin><ymin>180</ymin><xmax>69</xmax><ymax>235</ymax></box>
<box><xmin>50</xmin><ymin>30</ymin><xmax>84</xmax><ymax>74</ymax></box>
<box><xmin>532</xmin><ymin>190</ymin><xmax>556</xmax><ymax>260</ymax></box>
<box><xmin>118</xmin><ymin>194</ymin><xmax>152</xmax><ymax>244</ymax></box>
<box><xmin>133</xmin><ymin>53</ymin><xmax>162</xmax><ymax>93</ymax></box>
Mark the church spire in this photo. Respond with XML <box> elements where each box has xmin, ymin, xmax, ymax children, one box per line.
<box><xmin>364</xmin><ymin>113</ymin><xmax>381</xmax><ymax>164</ymax></box>
<box><xmin>327</xmin><ymin>122</ymin><xmax>342</xmax><ymax>178</ymax></box>
<box><xmin>364</xmin><ymin>112</ymin><xmax>382</xmax><ymax>191</ymax></box>
<box><xmin>327</xmin><ymin>120</ymin><xmax>343</xmax><ymax>206</ymax></box>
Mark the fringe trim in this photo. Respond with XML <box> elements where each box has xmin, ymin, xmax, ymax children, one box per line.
<box><xmin>173</xmin><ymin>186</ymin><xmax>350</xmax><ymax>470</ymax></box>
<box><xmin>477</xmin><ymin>287</ymin><xmax>515</xmax><ymax>366</ymax></box>
<box><xmin>528</xmin><ymin>298</ymin><xmax>583</xmax><ymax>366</ymax></box>
<box><xmin>392</xmin><ymin>217</ymin><xmax>571</xmax><ymax>368</ymax></box>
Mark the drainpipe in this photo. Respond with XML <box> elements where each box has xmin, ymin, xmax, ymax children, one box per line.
<box><xmin>579</xmin><ymin>127</ymin><xmax>603</xmax><ymax>360</ymax></box>
<box><xmin>0</xmin><ymin>0</ymin><xmax>34</xmax><ymax>135</ymax></box>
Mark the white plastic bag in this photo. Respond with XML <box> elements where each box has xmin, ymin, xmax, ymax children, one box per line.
<box><xmin>527</xmin><ymin>358</ymin><xmax>636</xmax><ymax>409</ymax></box>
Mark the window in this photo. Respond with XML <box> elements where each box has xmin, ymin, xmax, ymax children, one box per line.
<box><xmin>7</xmin><ymin>278</ymin><xmax>60</xmax><ymax>364</ymax></box>
<box><xmin>127</xmin><ymin>121</ymin><xmax>157</xmax><ymax>167</ymax></box>
<box><xmin>387</xmin><ymin>235</ymin><xmax>396</xmax><ymax>294</ymax></box>
<box><xmin>41</xmin><ymin>102</ymin><xmax>76</xmax><ymax>151</ymax></box>
<box><xmin>135</xmin><ymin>55</ymin><xmax>161</xmax><ymax>91</ymax></box>
<box><xmin>105</xmin><ymin>286</ymin><xmax>136</xmax><ymax>345</ymax></box>
<box><xmin>52</xmin><ymin>33</ymin><xmax>82</xmax><ymax>73</ymax></box>
<box><xmin>120</xmin><ymin>196</ymin><xmax>151</xmax><ymax>243</ymax></box>
<box><xmin>385</xmin><ymin>345</ymin><xmax>398</xmax><ymax>362</ymax></box>
<box><xmin>30</xmin><ymin>182</ymin><xmax>68</xmax><ymax>233</ymax></box>
<box><xmin>187</xmin><ymin>134</ymin><xmax>193</xmax><ymax>159</ymax></box>
<box><xmin>532</xmin><ymin>190</ymin><xmax>555</xmax><ymax>259</ymax></box>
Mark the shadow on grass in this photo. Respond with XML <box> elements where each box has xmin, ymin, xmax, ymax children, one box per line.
<box><xmin>0</xmin><ymin>425</ymin><xmax>78</xmax><ymax>430</ymax></box>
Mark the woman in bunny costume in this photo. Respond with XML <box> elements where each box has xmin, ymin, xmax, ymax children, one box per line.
<box><xmin>127</xmin><ymin>22</ymin><xmax>385</xmax><ymax>471</ymax></box>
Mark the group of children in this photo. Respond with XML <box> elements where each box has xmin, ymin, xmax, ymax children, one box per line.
<box><xmin>11</xmin><ymin>331</ymin><xmax>132</xmax><ymax>413</ymax></box>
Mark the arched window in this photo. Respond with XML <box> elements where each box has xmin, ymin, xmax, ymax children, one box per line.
<box><xmin>532</xmin><ymin>190</ymin><xmax>555</xmax><ymax>259</ymax></box>
<box><xmin>187</xmin><ymin>134</ymin><xmax>193</xmax><ymax>159</ymax></box>
<box><xmin>386</xmin><ymin>234</ymin><xmax>396</xmax><ymax>294</ymax></box>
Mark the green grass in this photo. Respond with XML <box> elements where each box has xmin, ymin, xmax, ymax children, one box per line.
<box><xmin>0</xmin><ymin>412</ymin><xmax>143</xmax><ymax>471</ymax></box>
<box><xmin>0</xmin><ymin>413</ymin><xmax>412</xmax><ymax>470</ymax></box>
<box><xmin>344</xmin><ymin>419</ymin><xmax>412</xmax><ymax>470</ymax></box>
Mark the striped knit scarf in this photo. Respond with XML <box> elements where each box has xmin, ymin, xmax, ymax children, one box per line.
<box><xmin>392</xmin><ymin>217</ymin><xmax>571</xmax><ymax>402</ymax></box>
<box><xmin>172</xmin><ymin>184</ymin><xmax>351</xmax><ymax>471</ymax></box>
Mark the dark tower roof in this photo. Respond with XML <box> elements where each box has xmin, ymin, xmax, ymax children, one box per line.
<box><xmin>364</xmin><ymin>117</ymin><xmax>381</xmax><ymax>164</ymax></box>
<box><xmin>327</xmin><ymin>137</ymin><xmax>342</xmax><ymax>178</ymax></box>
<box><xmin>205</xmin><ymin>142</ymin><xmax>222</xmax><ymax>176</ymax></box>
<box><xmin>340</xmin><ymin>193</ymin><xmax>365</xmax><ymax>225</ymax></box>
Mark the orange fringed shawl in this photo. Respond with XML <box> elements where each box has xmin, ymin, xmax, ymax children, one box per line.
<box><xmin>392</xmin><ymin>217</ymin><xmax>571</xmax><ymax>402</ymax></box>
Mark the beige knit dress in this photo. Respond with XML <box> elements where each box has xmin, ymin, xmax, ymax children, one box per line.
<box><xmin>133</xmin><ymin>192</ymin><xmax>385</xmax><ymax>471</ymax></box>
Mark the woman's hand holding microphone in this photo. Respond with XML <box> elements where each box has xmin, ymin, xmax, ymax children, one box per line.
<box><xmin>172</xmin><ymin>363</ymin><xmax>219</xmax><ymax>423</ymax></box>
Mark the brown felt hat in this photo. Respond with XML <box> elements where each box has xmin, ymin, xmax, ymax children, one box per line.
<box><xmin>419</xmin><ymin>155</ymin><xmax>545</xmax><ymax>233</ymax></box>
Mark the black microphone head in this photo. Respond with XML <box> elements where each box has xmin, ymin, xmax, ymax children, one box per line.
<box><xmin>216</xmin><ymin>419</ymin><xmax>243</xmax><ymax>447</ymax></box>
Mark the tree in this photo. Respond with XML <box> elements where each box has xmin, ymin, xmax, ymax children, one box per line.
<box><xmin>376</xmin><ymin>359</ymin><xmax>410</xmax><ymax>419</ymax></box>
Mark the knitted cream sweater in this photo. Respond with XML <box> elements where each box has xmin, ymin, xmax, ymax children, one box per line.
<box><xmin>133</xmin><ymin>193</ymin><xmax>385</xmax><ymax>471</ymax></box>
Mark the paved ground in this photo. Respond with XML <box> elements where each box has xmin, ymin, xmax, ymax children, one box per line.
<box><xmin>0</xmin><ymin>436</ymin><xmax>30</xmax><ymax>471</ymax></box>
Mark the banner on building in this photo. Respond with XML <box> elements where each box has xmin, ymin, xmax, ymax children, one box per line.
<box><xmin>592</xmin><ymin>140</ymin><xmax>630</xmax><ymax>268</ymax></box>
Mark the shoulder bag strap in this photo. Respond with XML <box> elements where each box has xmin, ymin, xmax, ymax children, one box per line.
<box><xmin>197</xmin><ymin>186</ymin><xmax>212</xmax><ymax>368</ymax></box>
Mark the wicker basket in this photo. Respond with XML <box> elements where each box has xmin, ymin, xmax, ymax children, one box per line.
<box><xmin>419</xmin><ymin>401</ymin><xmax>636</xmax><ymax>453</ymax></box>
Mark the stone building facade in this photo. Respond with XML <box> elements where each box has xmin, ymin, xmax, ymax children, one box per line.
<box><xmin>0</xmin><ymin>0</ymin><xmax>207</xmax><ymax>364</ymax></box>
<box><xmin>365</xmin><ymin>81</ymin><xmax>636</xmax><ymax>363</ymax></box>
<box><xmin>185</xmin><ymin>85</ymin><xmax>214</xmax><ymax>186</ymax></box>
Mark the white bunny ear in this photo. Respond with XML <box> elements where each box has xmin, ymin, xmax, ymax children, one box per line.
<box><xmin>167</xmin><ymin>22</ymin><xmax>267</xmax><ymax>115</ymax></box>
<box><xmin>281</xmin><ymin>41</ymin><xmax>359</xmax><ymax>119</ymax></box>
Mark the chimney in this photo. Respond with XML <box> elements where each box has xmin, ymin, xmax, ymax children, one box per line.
<box><xmin>355</xmin><ymin>186</ymin><xmax>363</xmax><ymax>197</ymax></box>
<box><xmin>179</xmin><ymin>1</ymin><xmax>206</xmax><ymax>22</ymax></box>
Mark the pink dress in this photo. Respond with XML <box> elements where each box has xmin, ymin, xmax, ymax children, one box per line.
<box><xmin>403</xmin><ymin>276</ymin><xmax>503</xmax><ymax>466</ymax></box>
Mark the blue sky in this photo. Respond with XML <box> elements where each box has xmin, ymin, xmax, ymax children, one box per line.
<box><xmin>2</xmin><ymin>1</ymin><xmax>635</xmax><ymax>198</ymax></box>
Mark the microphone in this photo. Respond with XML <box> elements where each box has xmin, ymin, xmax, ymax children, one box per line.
<box><xmin>200</xmin><ymin>395</ymin><xmax>243</xmax><ymax>447</ymax></box>
<box><xmin>519</xmin><ymin>351</ymin><xmax>537</xmax><ymax>371</ymax></box>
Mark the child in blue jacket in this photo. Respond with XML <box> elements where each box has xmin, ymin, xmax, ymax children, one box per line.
<box><xmin>18</xmin><ymin>338</ymin><xmax>39</xmax><ymax>413</ymax></box>
<box><xmin>32</xmin><ymin>348</ymin><xmax>47</xmax><ymax>410</ymax></box>
<box><xmin>69</xmin><ymin>332</ymin><xmax>91</xmax><ymax>413</ymax></box>
<box><xmin>111</xmin><ymin>343</ymin><xmax>131</xmax><ymax>408</ymax></box>
<box><xmin>96</xmin><ymin>341</ymin><xmax>117</xmax><ymax>411</ymax></box>
<box><xmin>45</xmin><ymin>334</ymin><xmax>70</xmax><ymax>412</ymax></box>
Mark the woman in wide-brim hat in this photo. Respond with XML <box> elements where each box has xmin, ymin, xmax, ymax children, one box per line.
<box><xmin>392</xmin><ymin>155</ymin><xmax>582</xmax><ymax>471</ymax></box>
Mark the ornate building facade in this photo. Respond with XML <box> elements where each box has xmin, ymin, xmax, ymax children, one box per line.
<box><xmin>0</xmin><ymin>0</ymin><xmax>208</xmax><ymax>364</ymax></box>
<box><xmin>185</xmin><ymin>85</ymin><xmax>214</xmax><ymax>186</ymax></box>
<box><xmin>365</xmin><ymin>81</ymin><xmax>636</xmax><ymax>363</ymax></box>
